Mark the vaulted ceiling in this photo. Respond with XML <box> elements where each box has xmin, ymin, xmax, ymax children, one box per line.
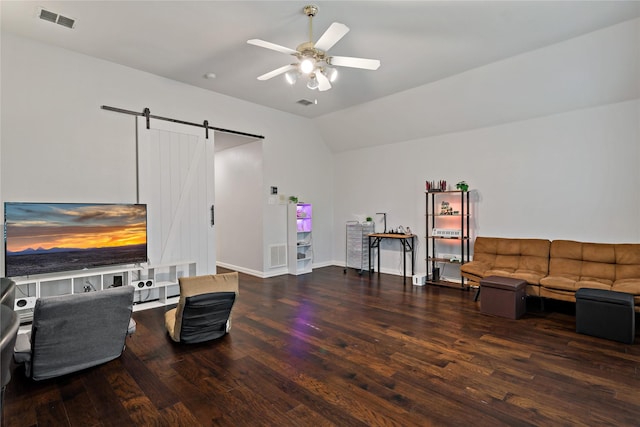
<box><xmin>2</xmin><ymin>1</ymin><xmax>639</xmax><ymax>151</ymax></box>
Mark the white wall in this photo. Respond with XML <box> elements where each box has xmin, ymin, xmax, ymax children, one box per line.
<box><xmin>332</xmin><ymin>19</ymin><xmax>640</xmax><ymax>280</ymax></box>
<box><xmin>259</xmin><ymin>114</ymin><xmax>335</xmax><ymax>274</ymax></box>
<box><xmin>3</xmin><ymin>17</ymin><xmax>638</xmax><ymax>282</ymax></box>
<box><xmin>215</xmin><ymin>140</ymin><xmax>264</xmax><ymax>276</ymax></box>
<box><xmin>0</xmin><ymin>33</ymin><xmax>334</xmax><ymax>277</ymax></box>
<box><xmin>333</xmin><ymin>100</ymin><xmax>639</xmax><ymax>278</ymax></box>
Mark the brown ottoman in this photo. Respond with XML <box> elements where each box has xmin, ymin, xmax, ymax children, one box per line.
<box><xmin>480</xmin><ymin>276</ymin><xmax>527</xmax><ymax>319</ymax></box>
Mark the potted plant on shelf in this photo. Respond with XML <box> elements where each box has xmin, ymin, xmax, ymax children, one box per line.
<box><xmin>289</xmin><ymin>196</ymin><xmax>298</xmax><ymax>204</ymax></box>
<box><xmin>456</xmin><ymin>181</ymin><xmax>469</xmax><ymax>192</ymax></box>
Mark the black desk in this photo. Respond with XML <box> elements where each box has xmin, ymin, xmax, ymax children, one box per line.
<box><xmin>368</xmin><ymin>233</ymin><xmax>416</xmax><ymax>283</ymax></box>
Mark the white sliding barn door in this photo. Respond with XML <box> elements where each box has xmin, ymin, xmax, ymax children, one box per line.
<box><xmin>137</xmin><ymin>118</ymin><xmax>216</xmax><ymax>274</ymax></box>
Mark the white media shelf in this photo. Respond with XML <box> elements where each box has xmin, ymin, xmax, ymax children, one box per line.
<box><xmin>11</xmin><ymin>261</ymin><xmax>196</xmax><ymax>325</ymax></box>
<box><xmin>288</xmin><ymin>203</ymin><xmax>313</xmax><ymax>275</ymax></box>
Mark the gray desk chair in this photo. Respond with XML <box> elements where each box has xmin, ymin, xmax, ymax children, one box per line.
<box><xmin>14</xmin><ymin>286</ymin><xmax>135</xmax><ymax>381</ymax></box>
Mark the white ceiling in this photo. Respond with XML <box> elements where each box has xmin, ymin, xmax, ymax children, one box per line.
<box><xmin>2</xmin><ymin>1</ymin><xmax>639</xmax><ymax>122</ymax></box>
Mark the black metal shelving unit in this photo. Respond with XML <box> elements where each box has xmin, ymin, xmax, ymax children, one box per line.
<box><xmin>425</xmin><ymin>190</ymin><xmax>471</xmax><ymax>288</ymax></box>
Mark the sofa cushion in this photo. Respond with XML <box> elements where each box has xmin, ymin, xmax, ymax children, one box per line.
<box><xmin>511</xmin><ymin>270</ymin><xmax>548</xmax><ymax>285</ymax></box>
<box><xmin>548</xmin><ymin>259</ymin><xmax>581</xmax><ymax>280</ymax></box>
<box><xmin>547</xmin><ymin>240</ymin><xmax>582</xmax><ymax>275</ymax></box>
<box><xmin>459</xmin><ymin>261</ymin><xmax>490</xmax><ymax>279</ymax></box>
<box><xmin>580</xmin><ymin>265</ymin><xmax>615</xmax><ymax>283</ymax></box>
<box><xmin>460</xmin><ymin>237</ymin><xmax>500</xmax><ymax>281</ymax></box>
<box><xmin>612</xmin><ymin>278</ymin><xmax>640</xmax><ymax>295</ymax></box>
<box><xmin>582</xmin><ymin>243</ymin><xmax>615</xmax><ymax>263</ymax></box>
<box><xmin>474</xmin><ymin>237</ymin><xmax>498</xmax><ymax>258</ymax></box>
<box><xmin>551</xmin><ymin>240</ymin><xmax>582</xmax><ymax>259</ymax></box>
<box><xmin>580</xmin><ymin>243</ymin><xmax>615</xmax><ymax>283</ymax></box>
<box><xmin>615</xmin><ymin>244</ymin><xmax>640</xmax><ymax>264</ymax></box>
<box><xmin>485</xmin><ymin>267</ymin><xmax>516</xmax><ymax>277</ymax></box>
<box><xmin>494</xmin><ymin>239</ymin><xmax>521</xmax><ymax>270</ymax></box>
<box><xmin>462</xmin><ymin>237</ymin><xmax>550</xmax><ymax>287</ymax></box>
<box><xmin>519</xmin><ymin>239</ymin><xmax>551</xmax><ymax>270</ymax></box>
<box><xmin>615</xmin><ymin>244</ymin><xmax>640</xmax><ymax>280</ymax></box>
<box><xmin>575</xmin><ymin>280</ymin><xmax>612</xmax><ymax>291</ymax></box>
<box><xmin>612</xmin><ymin>279</ymin><xmax>640</xmax><ymax>307</ymax></box>
<box><xmin>540</xmin><ymin>275</ymin><xmax>577</xmax><ymax>291</ymax></box>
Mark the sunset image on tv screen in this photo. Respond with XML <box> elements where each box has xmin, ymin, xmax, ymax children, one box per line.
<box><xmin>5</xmin><ymin>203</ymin><xmax>147</xmax><ymax>277</ymax></box>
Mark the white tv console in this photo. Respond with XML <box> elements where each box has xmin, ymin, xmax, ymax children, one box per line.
<box><xmin>11</xmin><ymin>261</ymin><xmax>196</xmax><ymax>326</ymax></box>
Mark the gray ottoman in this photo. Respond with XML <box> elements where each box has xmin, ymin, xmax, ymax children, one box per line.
<box><xmin>575</xmin><ymin>288</ymin><xmax>635</xmax><ymax>344</ymax></box>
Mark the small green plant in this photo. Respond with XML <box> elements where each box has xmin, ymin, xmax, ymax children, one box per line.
<box><xmin>289</xmin><ymin>196</ymin><xmax>298</xmax><ymax>203</ymax></box>
<box><xmin>365</xmin><ymin>216</ymin><xmax>373</xmax><ymax>222</ymax></box>
<box><xmin>456</xmin><ymin>181</ymin><xmax>469</xmax><ymax>192</ymax></box>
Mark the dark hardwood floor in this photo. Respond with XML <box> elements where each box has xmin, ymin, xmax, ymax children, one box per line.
<box><xmin>3</xmin><ymin>266</ymin><xmax>640</xmax><ymax>426</ymax></box>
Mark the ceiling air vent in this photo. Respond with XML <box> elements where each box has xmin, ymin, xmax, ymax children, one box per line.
<box><xmin>37</xmin><ymin>7</ymin><xmax>76</xmax><ymax>29</ymax></box>
<box><xmin>296</xmin><ymin>99</ymin><xmax>316</xmax><ymax>106</ymax></box>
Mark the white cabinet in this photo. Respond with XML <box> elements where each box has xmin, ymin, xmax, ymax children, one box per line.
<box><xmin>12</xmin><ymin>261</ymin><xmax>196</xmax><ymax>325</ymax></box>
<box><xmin>288</xmin><ymin>203</ymin><xmax>313</xmax><ymax>275</ymax></box>
<box><xmin>129</xmin><ymin>261</ymin><xmax>196</xmax><ymax>309</ymax></box>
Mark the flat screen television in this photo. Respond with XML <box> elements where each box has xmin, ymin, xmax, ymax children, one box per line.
<box><xmin>4</xmin><ymin>202</ymin><xmax>147</xmax><ymax>277</ymax></box>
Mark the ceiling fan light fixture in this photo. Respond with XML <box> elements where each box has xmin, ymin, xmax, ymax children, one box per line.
<box><xmin>247</xmin><ymin>4</ymin><xmax>380</xmax><ymax>92</ymax></box>
<box><xmin>323</xmin><ymin>67</ymin><xmax>338</xmax><ymax>83</ymax></box>
<box><xmin>285</xmin><ymin>70</ymin><xmax>298</xmax><ymax>85</ymax></box>
<box><xmin>300</xmin><ymin>57</ymin><xmax>315</xmax><ymax>74</ymax></box>
<box><xmin>306</xmin><ymin>73</ymin><xmax>319</xmax><ymax>90</ymax></box>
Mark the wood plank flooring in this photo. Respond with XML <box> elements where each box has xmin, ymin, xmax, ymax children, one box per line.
<box><xmin>3</xmin><ymin>266</ymin><xmax>640</xmax><ymax>426</ymax></box>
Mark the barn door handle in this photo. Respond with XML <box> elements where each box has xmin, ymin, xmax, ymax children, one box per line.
<box><xmin>210</xmin><ymin>205</ymin><xmax>215</xmax><ymax>226</ymax></box>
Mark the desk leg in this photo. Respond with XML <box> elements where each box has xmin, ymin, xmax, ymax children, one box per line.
<box><xmin>411</xmin><ymin>236</ymin><xmax>415</xmax><ymax>276</ymax></box>
<box><xmin>403</xmin><ymin>242</ymin><xmax>407</xmax><ymax>283</ymax></box>
<box><xmin>377</xmin><ymin>239</ymin><xmax>381</xmax><ymax>276</ymax></box>
<box><xmin>368</xmin><ymin>236</ymin><xmax>372</xmax><ymax>276</ymax></box>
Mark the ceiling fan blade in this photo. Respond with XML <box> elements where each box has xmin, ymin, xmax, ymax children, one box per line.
<box><xmin>329</xmin><ymin>56</ymin><xmax>381</xmax><ymax>70</ymax></box>
<box><xmin>257</xmin><ymin>64</ymin><xmax>296</xmax><ymax>81</ymax></box>
<box><xmin>316</xmin><ymin>72</ymin><xmax>332</xmax><ymax>92</ymax></box>
<box><xmin>247</xmin><ymin>39</ymin><xmax>298</xmax><ymax>55</ymax></box>
<box><xmin>314</xmin><ymin>22</ymin><xmax>349</xmax><ymax>52</ymax></box>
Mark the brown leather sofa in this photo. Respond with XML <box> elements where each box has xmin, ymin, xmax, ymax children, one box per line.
<box><xmin>461</xmin><ymin>237</ymin><xmax>640</xmax><ymax>310</ymax></box>
<box><xmin>459</xmin><ymin>237</ymin><xmax>550</xmax><ymax>296</ymax></box>
<box><xmin>539</xmin><ymin>240</ymin><xmax>640</xmax><ymax>308</ymax></box>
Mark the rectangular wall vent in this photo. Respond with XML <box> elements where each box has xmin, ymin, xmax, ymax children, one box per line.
<box><xmin>38</xmin><ymin>7</ymin><xmax>76</xmax><ymax>29</ymax></box>
<box><xmin>296</xmin><ymin>99</ymin><xmax>316</xmax><ymax>106</ymax></box>
<box><xmin>56</xmin><ymin>14</ymin><xmax>76</xmax><ymax>29</ymax></box>
<box><xmin>38</xmin><ymin>8</ymin><xmax>57</xmax><ymax>23</ymax></box>
<box><xmin>269</xmin><ymin>244</ymin><xmax>287</xmax><ymax>268</ymax></box>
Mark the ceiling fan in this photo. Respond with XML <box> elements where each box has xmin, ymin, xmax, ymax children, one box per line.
<box><xmin>247</xmin><ymin>4</ymin><xmax>380</xmax><ymax>92</ymax></box>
